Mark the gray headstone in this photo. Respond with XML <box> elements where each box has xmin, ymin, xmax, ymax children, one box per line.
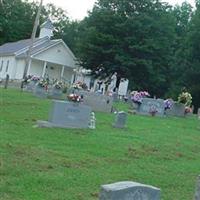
<box><xmin>112</xmin><ymin>92</ymin><xmax>119</xmax><ymax>102</ymax></box>
<box><xmin>4</xmin><ymin>74</ymin><xmax>9</xmax><ymax>89</ymax></box>
<box><xmin>166</xmin><ymin>102</ymin><xmax>185</xmax><ymax>117</ymax></box>
<box><xmin>198</xmin><ymin>108</ymin><xmax>200</xmax><ymax>120</ymax></box>
<box><xmin>137</xmin><ymin>98</ymin><xmax>165</xmax><ymax>117</ymax></box>
<box><xmin>26</xmin><ymin>81</ymin><xmax>37</xmax><ymax>92</ymax></box>
<box><xmin>48</xmin><ymin>100</ymin><xmax>91</xmax><ymax>128</ymax></box>
<box><xmin>113</xmin><ymin>112</ymin><xmax>127</xmax><ymax>128</ymax></box>
<box><xmin>48</xmin><ymin>88</ymin><xmax>63</xmax><ymax>99</ymax></box>
<box><xmin>194</xmin><ymin>176</ymin><xmax>200</xmax><ymax>200</ymax></box>
<box><xmin>99</xmin><ymin>181</ymin><xmax>161</xmax><ymax>200</ymax></box>
<box><xmin>34</xmin><ymin>85</ymin><xmax>47</xmax><ymax>98</ymax></box>
<box><xmin>76</xmin><ymin>91</ymin><xmax>113</xmax><ymax>113</ymax></box>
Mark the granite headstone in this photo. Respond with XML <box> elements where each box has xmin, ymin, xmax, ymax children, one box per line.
<box><xmin>137</xmin><ymin>98</ymin><xmax>165</xmax><ymax>117</ymax></box>
<box><xmin>48</xmin><ymin>100</ymin><xmax>92</xmax><ymax>128</ymax></box>
<box><xmin>112</xmin><ymin>92</ymin><xmax>119</xmax><ymax>102</ymax></box>
<box><xmin>34</xmin><ymin>85</ymin><xmax>47</xmax><ymax>98</ymax></box>
<box><xmin>76</xmin><ymin>91</ymin><xmax>113</xmax><ymax>113</ymax></box>
<box><xmin>198</xmin><ymin>108</ymin><xmax>200</xmax><ymax>120</ymax></box>
<box><xmin>166</xmin><ymin>102</ymin><xmax>185</xmax><ymax>117</ymax></box>
<box><xmin>48</xmin><ymin>88</ymin><xmax>63</xmax><ymax>99</ymax></box>
<box><xmin>26</xmin><ymin>81</ymin><xmax>37</xmax><ymax>92</ymax></box>
<box><xmin>195</xmin><ymin>175</ymin><xmax>200</xmax><ymax>200</ymax></box>
<box><xmin>113</xmin><ymin>112</ymin><xmax>127</xmax><ymax>128</ymax></box>
<box><xmin>99</xmin><ymin>181</ymin><xmax>161</xmax><ymax>200</ymax></box>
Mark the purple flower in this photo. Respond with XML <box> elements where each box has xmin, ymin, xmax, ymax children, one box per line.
<box><xmin>164</xmin><ymin>99</ymin><xmax>173</xmax><ymax>110</ymax></box>
<box><xmin>131</xmin><ymin>91</ymin><xmax>150</xmax><ymax>104</ymax></box>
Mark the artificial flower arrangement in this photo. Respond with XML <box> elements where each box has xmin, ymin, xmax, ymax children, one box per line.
<box><xmin>53</xmin><ymin>81</ymin><xmax>63</xmax><ymax>89</ymax></box>
<box><xmin>37</xmin><ymin>78</ymin><xmax>49</xmax><ymax>89</ymax></box>
<box><xmin>164</xmin><ymin>99</ymin><xmax>173</xmax><ymax>110</ymax></box>
<box><xmin>185</xmin><ymin>106</ymin><xmax>192</xmax><ymax>114</ymax></box>
<box><xmin>67</xmin><ymin>94</ymin><xmax>81</xmax><ymax>102</ymax></box>
<box><xmin>131</xmin><ymin>91</ymin><xmax>150</xmax><ymax>104</ymax></box>
<box><xmin>178</xmin><ymin>92</ymin><xmax>192</xmax><ymax>107</ymax></box>
<box><xmin>149</xmin><ymin>105</ymin><xmax>158</xmax><ymax>116</ymax></box>
<box><xmin>24</xmin><ymin>75</ymin><xmax>33</xmax><ymax>83</ymax></box>
<box><xmin>178</xmin><ymin>91</ymin><xmax>193</xmax><ymax>114</ymax></box>
<box><xmin>72</xmin><ymin>81</ymin><xmax>88</xmax><ymax>90</ymax></box>
<box><xmin>31</xmin><ymin>76</ymin><xmax>40</xmax><ymax>82</ymax></box>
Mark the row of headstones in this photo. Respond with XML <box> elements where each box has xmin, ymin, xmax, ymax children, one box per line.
<box><xmin>133</xmin><ymin>97</ymin><xmax>197</xmax><ymax>117</ymax></box>
<box><xmin>99</xmin><ymin>176</ymin><xmax>200</xmax><ymax>200</ymax></box>
<box><xmin>37</xmin><ymin>100</ymin><xmax>125</xmax><ymax>129</ymax></box>
<box><xmin>25</xmin><ymin>81</ymin><xmax>64</xmax><ymax>99</ymax></box>
<box><xmin>27</xmin><ymin>81</ymin><xmax>114</xmax><ymax>113</ymax></box>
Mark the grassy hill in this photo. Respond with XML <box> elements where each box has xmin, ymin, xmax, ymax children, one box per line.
<box><xmin>0</xmin><ymin>88</ymin><xmax>200</xmax><ymax>200</ymax></box>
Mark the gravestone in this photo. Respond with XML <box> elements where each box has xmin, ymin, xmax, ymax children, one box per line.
<box><xmin>137</xmin><ymin>98</ymin><xmax>165</xmax><ymax>117</ymax></box>
<box><xmin>38</xmin><ymin>100</ymin><xmax>91</xmax><ymax>129</ymax></box>
<box><xmin>34</xmin><ymin>85</ymin><xmax>47</xmax><ymax>98</ymax></box>
<box><xmin>118</xmin><ymin>78</ymin><xmax>129</xmax><ymax>96</ymax></box>
<box><xmin>48</xmin><ymin>88</ymin><xmax>63</xmax><ymax>99</ymax></box>
<box><xmin>76</xmin><ymin>91</ymin><xmax>113</xmax><ymax>113</ymax></box>
<box><xmin>99</xmin><ymin>181</ymin><xmax>161</xmax><ymax>200</ymax></box>
<box><xmin>113</xmin><ymin>112</ymin><xmax>127</xmax><ymax>128</ymax></box>
<box><xmin>4</xmin><ymin>74</ymin><xmax>9</xmax><ymax>89</ymax></box>
<box><xmin>112</xmin><ymin>92</ymin><xmax>119</xmax><ymax>102</ymax></box>
<box><xmin>166</xmin><ymin>102</ymin><xmax>185</xmax><ymax>117</ymax></box>
<box><xmin>194</xmin><ymin>175</ymin><xmax>200</xmax><ymax>200</ymax></box>
<box><xmin>26</xmin><ymin>81</ymin><xmax>37</xmax><ymax>92</ymax></box>
<box><xmin>198</xmin><ymin>108</ymin><xmax>200</xmax><ymax>120</ymax></box>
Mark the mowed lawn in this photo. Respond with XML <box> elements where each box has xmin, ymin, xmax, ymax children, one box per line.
<box><xmin>0</xmin><ymin>88</ymin><xmax>200</xmax><ymax>200</ymax></box>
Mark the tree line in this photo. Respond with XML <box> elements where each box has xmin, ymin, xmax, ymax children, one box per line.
<box><xmin>0</xmin><ymin>0</ymin><xmax>199</xmax><ymax>111</ymax></box>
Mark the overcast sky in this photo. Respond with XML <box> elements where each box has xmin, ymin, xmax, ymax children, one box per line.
<box><xmin>39</xmin><ymin>0</ymin><xmax>195</xmax><ymax>20</ymax></box>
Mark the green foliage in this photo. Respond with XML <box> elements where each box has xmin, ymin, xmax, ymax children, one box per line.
<box><xmin>77</xmin><ymin>0</ymin><xmax>176</xmax><ymax>96</ymax></box>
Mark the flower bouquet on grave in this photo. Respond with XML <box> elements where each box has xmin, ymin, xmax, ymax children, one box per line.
<box><xmin>24</xmin><ymin>75</ymin><xmax>33</xmax><ymax>84</ymax></box>
<box><xmin>71</xmin><ymin>81</ymin><xmax>88</xmax><ymax>90</ymax></box>
<box><xmin>67</xmin><ymin>94</ymin><xmax>81</xmax><ymax>103</ymax></box>
<box><xmin>178</xmin><ymin>91</ymin><xmax>192</xmax><ymax>115</ymax></box>
<box><xmin>178</xmin><ymin>92</ymin><xmax>192</xmax><ymax>107</ymax></box>
<box><xmin>31</xmin><ymin>76</ymin><xmax>40</xmax><ymax>83</ymax></box>
<box><xmin>53</xmin><ymin>81</ymin><xmax>64</xmax><ymax>90</ymax></box>
<box><xmin>149</xmin><ymin>105</ymin><xmax>158</xmax><ymax>116</ymax></box>
<box><xmin>185</xmin><ymin>106</ymin><xmax>192</xmax><ymax>114</ymax></box>
<box><xmin>37</xmin><ymin>78</ymin><xmax>49</xmax><ymax>91</ymax></box>
<box><xmin>164</xmin><ymin>99</ymin><xmax>173</xmax><ymax>110</ymax></box>
<box><xmin>131</xmin><ymin>90</ymin><xmax>150</xmax><ymax>109</ymax></box>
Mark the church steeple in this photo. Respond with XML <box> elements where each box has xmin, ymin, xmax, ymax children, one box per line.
<box><xmin>39</xmin><ymin>18</ymin><xmax>54</xmax><ymax>38</ymax></box>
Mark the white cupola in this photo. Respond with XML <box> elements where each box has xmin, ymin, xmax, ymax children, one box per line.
<box><xmin>39</xmin><ymin>18</ymin><xmax>54</xmax><ymax>38</ymax></box>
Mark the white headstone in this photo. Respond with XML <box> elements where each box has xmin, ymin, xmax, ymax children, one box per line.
<box><xmin>118</xmin><ymin>78</ymin><xmax>129</xmax><ymax>96</ymax></box>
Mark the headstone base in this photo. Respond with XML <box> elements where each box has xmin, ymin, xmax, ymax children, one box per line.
<box><xmin>37</xmin><ymin>120</ymin><xmax>89</xmax><ymax>129</ymax></box>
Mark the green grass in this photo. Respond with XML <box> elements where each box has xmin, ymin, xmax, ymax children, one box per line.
<box><xmin>0</xmin><ymin>88</ymin><xmax>200</xmax><ymax>200</ymax></box>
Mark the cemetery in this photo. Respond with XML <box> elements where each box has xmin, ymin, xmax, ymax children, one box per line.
<box><xmin>0</xmin><ymin>0</ymin><xmax>200</xmax><ymax>199</ymax></box>
<box><xmin>1</xmin><ymin>87</ymin><xmax>200</xmax><ymax>200</ymax></box>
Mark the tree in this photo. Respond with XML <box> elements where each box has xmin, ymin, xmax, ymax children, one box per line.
<box><xmin>0</xmin><ymin>0</ymin><xmax>37</xmax><ymax>45</ymax></box>
<box><xmin>77</xmin><ymin>0</ymin><xmax>176</xmax><ymax>96</ymax></box>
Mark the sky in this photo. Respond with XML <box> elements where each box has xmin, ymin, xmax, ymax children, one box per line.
<box><xmin>38</xmin><ymin>0</ymin><xmax>195</xmax><ymax>20</ymax></box>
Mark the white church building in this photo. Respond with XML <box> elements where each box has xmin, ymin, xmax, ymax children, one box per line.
<box><xmin>0</xmin><ymin>19</ymin><xmax>77</xmax><ymax>83</ymax></box>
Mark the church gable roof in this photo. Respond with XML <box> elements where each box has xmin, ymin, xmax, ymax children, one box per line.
<box><xmin>0</xmin><ymin>37</ymin><xmax>47</xmax><ymax>56</ymax></box>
